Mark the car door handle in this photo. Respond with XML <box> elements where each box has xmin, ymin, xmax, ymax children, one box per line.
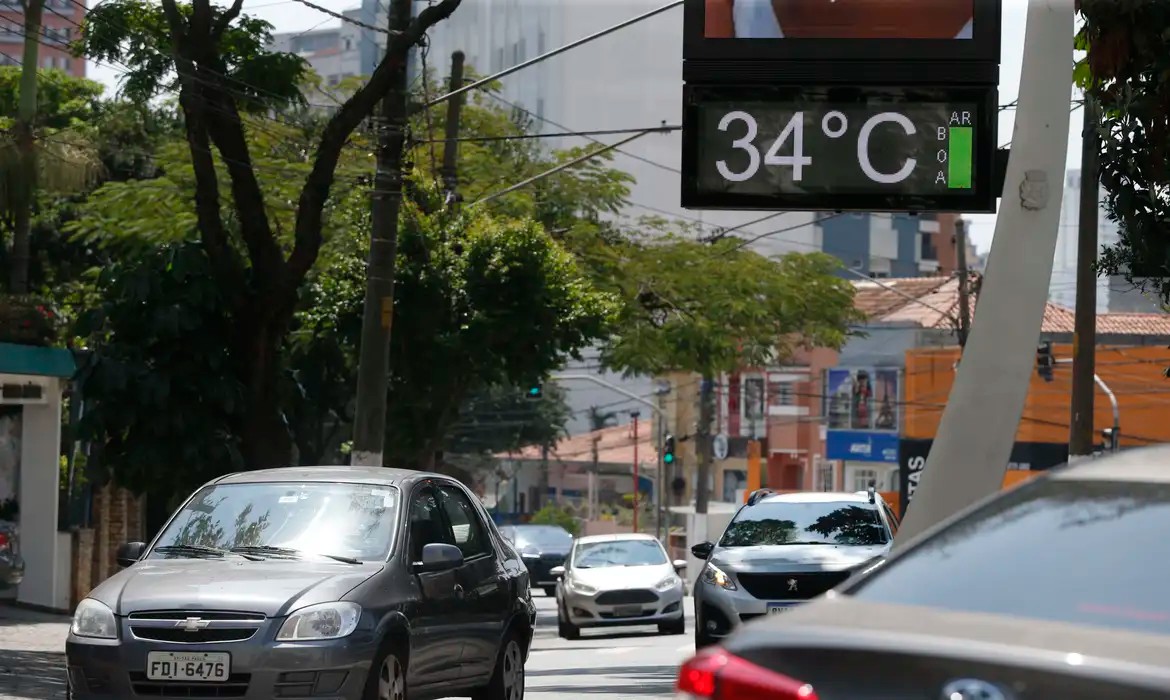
<box><xmin>453</xmin><ymin>584</ymin><xmax>464</xmax><ymax>599</ymax></box>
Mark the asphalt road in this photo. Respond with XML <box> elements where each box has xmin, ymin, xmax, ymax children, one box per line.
<box><xmin>523</xmin><ymin>592</ymin><xmax>695</xmax><ymax>700</ymax></box>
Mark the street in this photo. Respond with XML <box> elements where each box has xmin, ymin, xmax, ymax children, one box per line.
<box><xmin>0</xmin><ymin>593</ymin><xmax>694</xmax><ymax>700</ymax></box>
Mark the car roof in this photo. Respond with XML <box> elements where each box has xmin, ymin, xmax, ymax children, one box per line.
<box><xmin>753</xmin><ymin>491</ymin><xmax>875</xmax><ymax>505</ymax></box>
<box><xmin>210</xmin><ymin>466</ymin><xmax>436</xmax><ymax>488</ymax></box>
<box><xmin>1049</xmin><ymin>445</ymin><xmax>1170</xmax><ymax>483</ymax></box>
<box><xmin>574</xmin><ymin>532</ymin><xmax>661</xmax><ymax>545</ymax></box>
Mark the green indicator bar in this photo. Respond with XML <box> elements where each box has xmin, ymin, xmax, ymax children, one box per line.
<box><xmin>948</xmin><ymin>126</ymin><xmax>973</xmax><ymax>189</ymax></box>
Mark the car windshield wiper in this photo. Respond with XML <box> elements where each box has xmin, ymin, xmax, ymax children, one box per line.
<box><xmin>231</xmin><ymin>545</ymin><xmax>362</xmax><ymax>565</ymax></box>
<box><xmin>154</xmin><ymin>544</ymin><xmax>248</xmax><ymax>559</ymax></box>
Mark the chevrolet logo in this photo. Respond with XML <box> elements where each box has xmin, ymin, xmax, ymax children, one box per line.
<box><xmin>175</xmin><ymin>617</ymin><xmax>211</xmax><ymax>633</ymax></box>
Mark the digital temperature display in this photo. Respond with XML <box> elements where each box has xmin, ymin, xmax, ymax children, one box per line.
<box><xmin>681</xmin><ymin>85</ymin><xmax>997</xmax><ymax>213</ymax></box>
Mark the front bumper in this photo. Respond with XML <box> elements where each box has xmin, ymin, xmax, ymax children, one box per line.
<box><xmin>562</xmin><ymin>584</ymin><xmax>685</xmax><ymax>628</ymax></box>
<box><xmin>521</xmin><ymin>555</ymin><xmax>565</xmax><ymax>587</ymax></box>
<box><xmin>66</xmin><ymin>630</ymin><xmax>378</xmax><ymax>699</ymax></box>
<box><xmin>696</xmin><ymin>580</ymin><xmax>806</xmax><ymax>639</ymax></box>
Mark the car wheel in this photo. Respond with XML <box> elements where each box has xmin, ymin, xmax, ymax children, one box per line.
<box><xmin>693</xmin><ymin>611</ymin><xmax>716</xmax><ymax>648</ymax></box>
<box><xmin>542</xmin><ymin>586</ymin><xmax>556</xmax><ymax>597</ymax></box>
<box><xmin>473</xmin><ymin>633</ymin><xmax>526</xmax><ymax>700</ymax></box>
<box><xmin>557</xmin><ymin>602</ymin><xmax>580</xmax><ymax>640</ymax></box>
<box><xmin>363</xmin><ymin>644</ymin><xmax>407</xmax><ymax>700</ymax></box>
<box><xmin>658</xmin><ymin>613</ymin><xmax>685</xmax><ymax>635</ymax></box>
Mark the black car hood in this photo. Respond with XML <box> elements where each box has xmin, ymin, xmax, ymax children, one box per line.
<box><xmin>89</xmin><ymin>557</ymin><xmax>382</xmax><ymax>617</ymax></box>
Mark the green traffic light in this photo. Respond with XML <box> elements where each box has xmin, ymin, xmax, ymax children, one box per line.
<box><xmin>663</xmin><ymin>453</ymin><xmax>674</xmax><ymax>464</ymax></box>
<box><xmin>528</xmin><ymin>387</ymin><xmax>540</xmax><ymax>395</ymax></box>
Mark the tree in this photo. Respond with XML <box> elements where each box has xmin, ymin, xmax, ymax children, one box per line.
<box><xmin>447</xmin><ymin>382</ymin><xmax>572</xmax><ymax>458</ymax></box>
<box><xmin>1077</xmin><ymin>2</ymin><xmax>1170</xmax><ymax>305</ymax></box>
<box><xmin>600</xmin><ymin>236</ymin><xmax>863</xmax><ymax>514</ymax></box>
<box><xmin>77</xmin><ymin>0</ymin><xmax>462</xmax><ymax>469</ymax></box>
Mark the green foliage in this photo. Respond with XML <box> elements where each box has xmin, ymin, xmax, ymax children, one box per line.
<box><xmin>0</xmin><ymin>67</ymin><xmax>104</xmax><ymax>132</ymax></box>
<box><xmin>528</xmin><ymin>504</ymin><xmax>580</xmax><ymax>537</ymax></box>
<box><xmin>77</xmin><ymin>0</ymin><xmax>307</xmax><ymax>112</ymax></box>
<box><xmin>601</xmin><ymin>236</ymin><xmax>863</xmax><ymax>377</ymax></box>
<box><xmin>1078</xmin><ymin>1</ymin><xmax>1170</xmax><ymax>300</ymax></box>
<box><xmin>448</xmin><ymin>382</ymin><xmax>572</xmax><ymax>457</ymax></box>
<box><xmin>74</xmin><ymin>242</ymin><xmax>246</xmax><ymax>495</ymax></box>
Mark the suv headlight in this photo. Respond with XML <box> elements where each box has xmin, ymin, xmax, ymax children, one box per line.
<box><xmin>701</xmin><ymin>563</ymin><xmax>737</xmax><ymax>591</ymax></box>
<box><xmin>276</xmin><ymin>602</ymin><xmax>362</xmax><ymax>641</ymax></box>
<box><xmin>654</xmin><ymin>574</ymin><xmax>682</xmax><ymax>592</ymax></box>
<box><xmin>71</xmin><ymin>598</ymin><xmax>117</xmax><ymax>639</ymax></box>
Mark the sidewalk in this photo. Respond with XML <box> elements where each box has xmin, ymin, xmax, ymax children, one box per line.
<box><xmin>0</xmin><ymin>604</ymin><xmax>70</xmax><ymax>700</ymax></box>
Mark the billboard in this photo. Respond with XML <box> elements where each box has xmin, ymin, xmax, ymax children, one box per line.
<box><xmin>825</xmin><ymin>367</ymin><xmax>900</xmax><ymax>432</ymax></box>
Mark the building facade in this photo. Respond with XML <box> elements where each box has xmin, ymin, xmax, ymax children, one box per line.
<box><xmin>0</xmin><ymin>0</ymin><xmax>86</xmax><ymax>76</ymax></box>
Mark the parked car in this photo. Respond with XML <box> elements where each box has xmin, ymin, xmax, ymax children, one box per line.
<box><xmin>553</xmin><ymin>533</ymin><xmax>686</xmax><ymax>639</ymax></box>
<box><xmin>66</xmin><ymin>466</ymin><xmax>535</xmax><ymax>700</ymax></box>
<box><xmin>0</xmin><ymin>520</ymin><xmax>23</xmax><ymax>588</ymax></box>
<box><xmin>691</xmin><ymin>488</ymin><xmax>897</xmax><ymax>647</ymax></box>
<box><xmin>498</xmin><ymin>524</ymin><xmax>573</xmax><ymax>597</ymax></box>
<box><xmin>675</xmin><ymin>446</ymin><xmax>1170</xmax><ymax>699</ymax></box>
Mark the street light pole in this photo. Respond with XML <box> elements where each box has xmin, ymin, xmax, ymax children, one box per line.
<box><xmin>1056</xmin><ymin>358</ymin><xmax>1120</xmax><ymax>454</ymax></box>
<box><xmin>631</xmin><ymin>410</ymin><xmax>640</xmax><ymax>533</ymax></box>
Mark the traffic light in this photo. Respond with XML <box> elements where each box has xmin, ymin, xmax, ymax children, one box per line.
<box><xmin>662</xmin><ymin>434</ymin><xmax>676</xmax><ymax>465</ymax></box>
<box><xmin>525</xmin><ymin>384</ymin><xmax>542</xmax><ymax>400</ymax></box>
<box><xmin>1036</xmin><ymin>341</ymin><xmax>1054</xmax><ymax>382</ymax></box>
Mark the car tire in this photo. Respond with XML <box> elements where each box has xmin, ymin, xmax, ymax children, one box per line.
<box><xmin>362</xmin><ymin>643</ymin><xmax>407</xmax><ymax>700</ymax></box>
<box><xmin>557</xmin><ymin>602</ymin><xmax>580</xmax><ymax>640</ymax></box>
<box><xmin>693</xmin><ymin>610</ymin><xmax>717</xmax><ymax>648</ymax></box>
<box><xmin>473</xmin><ymin>632</ymin><xmax>526</xmax><ymax>700</ymax></box>
<box><xmin>658</xmin><ymin>614</ymin><xmax>685</xmax><ymax>635</ymax></box>
<box><xmin>542</xmin><ymin>586</ymin><xmax>556</xmax><ymax>597</ymax></box>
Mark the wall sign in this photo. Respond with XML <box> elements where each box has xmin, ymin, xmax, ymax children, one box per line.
<box><xmin>825</xmin><ymin>430</ymin><xmax>899</xmax><ymax>463</ymax></box>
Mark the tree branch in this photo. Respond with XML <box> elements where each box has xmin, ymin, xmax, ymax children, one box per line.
<box><xmin>212</xmin><ymin>0</ymin><xmax>246</xmax><ymax>41</ymax></box>
<box><xmin>285</xmin><ymin>0</ymin><xmax>463</xmax><ymax>291</ymax></box>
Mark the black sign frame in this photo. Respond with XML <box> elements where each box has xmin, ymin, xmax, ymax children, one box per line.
<box><xmin>682</xmin><ymin>0</ymin><xmax>1002</xmax><ymax>65</ymax></box>
<box><xmin>681</xmin><ymin>83</ymin><xmax>998</xmax><ymax>213</ymax></box>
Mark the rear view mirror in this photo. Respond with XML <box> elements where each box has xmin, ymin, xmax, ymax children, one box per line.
<box><xmin>116</xmin><ymin>542</ymin><xmax>147</xmax><ymax>568</ymax></box>
<box><xmin>413</xmin><ymin>543</ymin><xmax>464</xmax><ymax>574</ymax></box>
<box><xmin>690</xmin><ymin>541</ymin><xmax>714</xmax><ymax>560</ymax></box>
<box><xmin>549</xmin><ymin>565</ymin><xmax>565</xmax><ymax>578</ymax></box>
<box><xmin>672</xmin><ymin>559</ymin><xmax>687</xmax><ymax>572</ymax></box>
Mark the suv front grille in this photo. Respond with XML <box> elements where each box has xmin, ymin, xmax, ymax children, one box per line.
<box><xmin>595</xmin><ymin>589</ymin><xmax>658</xmax><ymax>605</ymax></box>
<box><xmin>736</xmin><ymin>571</ymin><xmax>850</xmax><ymax>600</ymax></box>
<box><xmin>131</xmin><ymin>627</ymin><xmax>258</xmax><ymax>643</ymax></box>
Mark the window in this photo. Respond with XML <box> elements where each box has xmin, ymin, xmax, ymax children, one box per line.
<box><xmin>850</xmin><ymin>479</ymin><xmax>1170</xmax><ymax>636</ymax></box>
<box><xmin>436</xmin><ymin>483</ymin><xmax>490</xmax><ymax>559</ymax></box>
<box><xmin>852</xmin><ymin>468</ymin><xmax>879</xmax><ymax>492</ymax></box>
<box><xmin>574</xmin><ymin>539</ymin><xmax>667</xmax><ymax>568</ymax></box>
<box><xmin>720</xmin><ymin>500</ymin><xmax>889</xmax><ymax>547</ymax></box>
<box><xmin>409</xmin><ymin>487</ymin><xmax>453</xmax><ymax>562</ymax></box>
<box><xmin>775</xmin><ymin>381</ymin><xmax>794</xmax><ymax>406</ymax></box>
<box><xmin>882</xmin><ymin>504</ymin><xmax>899</xmax><ymax>536</ymax></box>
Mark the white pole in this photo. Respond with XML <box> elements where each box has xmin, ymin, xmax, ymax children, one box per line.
<box><xmin>895</xmin><ymin>0</ymin><xmax>1076</xmax><ymax>545</ymax></box>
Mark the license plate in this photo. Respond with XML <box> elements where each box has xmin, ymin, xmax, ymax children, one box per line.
<box><xmin>614</xmin><ymin>605</ymin><xmax>643</xmax><ymax>617</ymax></box>
<box><xmin>146</xmin><ymin>652</ymin><xmax>230</xmax><ymax>682</ymax></box>
<box><xmin>767</xmin><ymin>603</ymin><xmax>793</xmax><ymax>615</ymax></box>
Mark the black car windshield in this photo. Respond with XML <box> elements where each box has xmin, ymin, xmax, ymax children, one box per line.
<box><xmin>848</xmin><ymin>478</ymin><xmax>1170</xmax><ymax>636</ymax></box>
<box><xmin>720</xmin><ymin>501</ymin><xmax>889</xmax><ymax>547</ymax></box>
<box><xmin>152</xmin><ymin>482</ymin><xmax>400</xmax><ymax>562</ymax></box>
<box><xmin>574</xmin><ymin>539</ymin><xmax>667</xmax><ymax>568</ymax></box>
<box><xmin>511</xmin><ymin>526</ymin><xmax>572</xmax><ymax>549</ymax></box>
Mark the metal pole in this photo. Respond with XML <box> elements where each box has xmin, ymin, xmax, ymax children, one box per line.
<box><xmin>1070</xmin><ymin>97</ymin><xmax>1101</xmax><ymax>458</ymax></box>
<box><xmin>955</xmin><ymin>218</ymin><xmax>971</xmax><ymax>349</ymax></box>
<box><xmin>1092</xmin><ymin>373</ymin><xmax>1120</xmax><ymax>452</ymax></box>
<box><xmin>439</xmin><ymin>51</ymin><xmax>466</xmax><ymax>207</ymax></box>
<box><xmin>631</xmin><ymin>411</ymin><xmax>640</xmax><ymax>533</ymax></box>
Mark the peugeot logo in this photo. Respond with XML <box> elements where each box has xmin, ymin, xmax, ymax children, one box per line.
<box><xmin>787</xmin><ymin>578</ymin><xmax>798</xmax><ymax>592</ymax></box>
<box><xmin>175</xmin><ymin>617</ymin><xmax>211</xmax><ymax>633</ymax></box>
<box><xmin>941</xmin><ymin>678</ymin><xmax>1010</xmax><ymax>700</ymax></box>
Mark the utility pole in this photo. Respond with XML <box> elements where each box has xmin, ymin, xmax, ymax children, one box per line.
<box><xmin>9</xmin><ymin>0</ymin><xmax>45</xmax><ymax>294</ymax></box>
<box><xmin>631</xmin><ymin>411</ymin><xmax>640</xmax><ymax>533</ymax></box>
<box><xmin>1070</xmin><ymin>96</ymin><xmax>1101</xmax><ymax>458</ymax></box>
<box><xmin>955</xmin><ymin>218</ymin><xmax>972</xmax><ymax>349</ymax></box>
<box><xmin>695</xmin><ymin>376</ymin><xmax>715</xmax><ymax>515</ymax></box>
<box><xmin>439</xmin><ymin>51</ymin><xmax>465</xmax><ymax>207</ymax></box>
<box><xmin>350</xmin><ymin>0</ymin><xmax>413</xmax><ymax>467</ymax></box>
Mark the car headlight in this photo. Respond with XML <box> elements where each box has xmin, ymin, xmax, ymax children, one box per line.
<box><xmin>701</xmin><ymin>563</ymin><xmax>737</xmax><ymax>591</ymax></box>
<box><xmin>276</xmin><ymin>602</ymin><xmax>362</xmax><ymax>641</ymax></box>
<box><xmin>654</xmin><ymin>575</ymin><xmax>682</xmax><ymax>592</ymax></box>
<box><xmin>567</xmin><ymin>579</ymin><xmax>597</xmax><ymax>595</ymax></box>
<box><xmin>71</xmin><ymin>598</ymin><xmax>117</xmax><ymax>639</ymax></box>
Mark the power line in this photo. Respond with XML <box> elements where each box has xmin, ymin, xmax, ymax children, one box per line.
<box><xmin>415</xmin><ymin>124</ymin><xmax>681</xmax><ymax>144</ymax></box>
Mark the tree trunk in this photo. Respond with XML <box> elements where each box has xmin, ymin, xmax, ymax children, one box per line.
<box><xmin>8</xmin><ymin>0</ymin><xmax>44</xmax><ymax>295</ymax></box>
<box><xmin>235</xmin><ymin>312</ymin><xmax>293</xmax><ymax>469</ymax></box>
<box><xmin>695</xmin><ymin>375</ymin><xmax>715</xmax><ymax>515</ymax></box>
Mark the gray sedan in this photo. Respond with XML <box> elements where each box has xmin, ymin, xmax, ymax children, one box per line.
<box><xmin>66</xmin><ymin>467</ymin><xmax>535</xmax><ymax>700</ymax></box>
<box><xmin>674</xmin><ymin>446</ymin><xmax>1170</xmax><ymax>700</ymax></box>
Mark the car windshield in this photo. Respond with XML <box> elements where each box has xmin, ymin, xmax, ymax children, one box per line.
<box><xmin>720</xmin><ymin>500</ymin><xmax>889</xmax><ymax>547</ymax></box>
<box><xmin>574</xmin><ymin>539</ymin><xmax>667</xmax><ymax>568</ymax></box>
<box><xmin>511</xmin><ymin>526</ymin><xmax>572</xmax><ymax>548</ymax></box>
<box><xmin>152</xmin><ymin>482</ymin><xmax>400</xmax><ymax>563</ymax></box>
<box><xmin>848</xmin><ymin>478</ymin><xmax>1170</xmax><ymax>636</ymax></box>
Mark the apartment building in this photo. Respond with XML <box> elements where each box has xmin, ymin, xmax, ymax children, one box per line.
<box><xmin>0</xmin><ymin>0</ymin><xmax>86</xmax><ymax>77</ymax></box>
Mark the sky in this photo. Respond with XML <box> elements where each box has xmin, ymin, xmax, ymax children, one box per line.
<box><xmin>85</xmin><ymin>0</ymin><xmax>1079</xmax><ymax>255</ymax></box>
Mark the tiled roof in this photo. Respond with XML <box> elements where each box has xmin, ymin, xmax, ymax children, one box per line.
<box><xmin>496</xmin><ymin>420</ymin><xmax>656</xmax><ymax>467</ymax></box>
<box><xmin>853</xmin><ymin>276</ymin><xmax>1170</xmax><ymax>336</ymax></box>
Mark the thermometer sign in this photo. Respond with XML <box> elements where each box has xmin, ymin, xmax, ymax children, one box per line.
<box><xmin>681</xmin><ymin>84</ymin><xmax>997</xmax><ymax>213</ymax></box>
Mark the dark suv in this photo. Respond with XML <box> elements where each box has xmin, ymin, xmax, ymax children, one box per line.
<box><xmin>66</xmin><ymin>467</ymin><xmax>535</xmax><ymax>700</ymax></box>
<box><xmin>498</xmin><ymin>525</ymin><xmax>573</xmax><ymax>597</ymax></box>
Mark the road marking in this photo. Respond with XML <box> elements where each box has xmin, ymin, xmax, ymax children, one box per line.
<box><xmin>596</xmin><ymin>646</ymin><xmax>638</xmax><ymax>655</ymax></box>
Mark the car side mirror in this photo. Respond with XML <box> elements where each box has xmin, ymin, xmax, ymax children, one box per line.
<box><xmin>116</xmin><ymin>541</ymin><xmax>147</xmax><ymax>568</ymax></box>
<box><xmin>672</xmin><ymin>559</ymin><xmax>687</xmax><ymax>572</ymax></box>
<box><xmin>549</xmin><ymin>565</ymin><xmax>565</xmax><ymax>578</ymax></box>
<box><xmin>690</xmin><ymin>541</ymin><xmax>714</xmax><ymax>560</ymax></box>
<box><xmin>413</xmin><ymin>543</ymin><xmax>464</xmax><ymax>574</ymax></box>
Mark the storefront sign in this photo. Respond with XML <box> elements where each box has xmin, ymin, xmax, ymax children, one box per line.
<box><xmin>826</xmin><ymin>430</ymin><xmax>899</xmax><ymax>463</ymax></box>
